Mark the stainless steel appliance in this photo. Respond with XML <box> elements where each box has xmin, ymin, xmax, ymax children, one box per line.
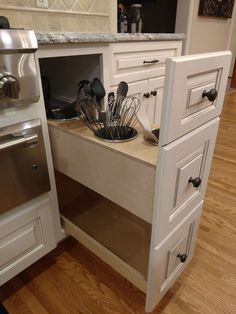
<box><xmin>0</xmin><ymin>119</ymin><xmax>50</xmax><ymax>214</ymax></box>
<box><xmin>0</xmin><ymin>29</ymin><xmax>50</xmax><ymax>215</ymax></box>
<box><xmin>0</xmin><ymin>29</ymin><xmax>39</xmax><ymax>108</ymax></box>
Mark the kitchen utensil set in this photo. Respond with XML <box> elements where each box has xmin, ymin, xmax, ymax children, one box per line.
<box><xmin>76</xmin><ymin>79</ymin><xmax>158</xmax><ymax>144</ymax></box>
<box><xmin>75</xmin><ymin>93</ymin><xmax>140</xmax><ymax>142</ymax></box>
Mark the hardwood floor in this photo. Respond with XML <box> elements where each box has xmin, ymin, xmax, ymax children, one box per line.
<box><xmin>1</xmin><ymin>92</ymin><xmax>236</xmax><ymax>314</ymax></box>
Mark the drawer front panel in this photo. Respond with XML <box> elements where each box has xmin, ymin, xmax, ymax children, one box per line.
<box><xmin>153</xmin><ymin>118</ymin><xmax>219</xmax><ymax>245</ymax></box>
<box><xmin>185</xmin><ymin>73</ymin><xmax>217</xmax><ymax>116</ymax></box>
<box><xmin>0</xmin><ymin>195</ymin><xmax>56</xmax><ymax>285</ymax></box>
<box><xmin>160</xmin><ymin>51</ymin><xmax>231</xmax><ymax>146</ymax></box>
<box><xmin>0</xmin><ymin>219</ymin><xmax>42</xmax><ymax>270</ymax></box>
<box><xmin>109</xmin><ymin>41</ymin><xmax>182</xmax><ymax>86</ymax></box>
<box><xmin>146</xmin><ymin>202</ymin><xmax>202</xmax><ymax>313</ymax></box>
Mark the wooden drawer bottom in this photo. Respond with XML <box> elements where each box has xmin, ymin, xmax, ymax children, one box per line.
<box><xmin>56</xmin><ymin>171</ymin><xmax>150</xmax><ymax>292</ymax></box>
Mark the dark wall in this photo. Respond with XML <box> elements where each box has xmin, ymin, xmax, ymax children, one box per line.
<box><xmin>118</xmin><ymin>0</ymin><xmax>178</xmax><ymax>33</ymax></box>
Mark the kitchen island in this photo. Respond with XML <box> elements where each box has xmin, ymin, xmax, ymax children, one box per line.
<box><xmin>35</xmin><ymin>34</ymin><xmax>230</xmax><ymax>312</ymax></box>
<box><xmin>36</xmin><ymin>34</ymin><xmax>184</xmax><ymax>309</ymax></box>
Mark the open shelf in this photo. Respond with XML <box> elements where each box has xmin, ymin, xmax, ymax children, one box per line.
<box><xmin>56</xmin><ymin>171</ymin><xmax>151</xmax><ymax>279</ymax></box>
<box><xmin>39</xmin><ymin>54</ymin><xmax>102</xmax><ymax>103</ymax></box>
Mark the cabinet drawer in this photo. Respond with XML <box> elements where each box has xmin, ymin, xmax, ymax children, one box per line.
<box><xmin>0</xmin><ymin>195</ymin><xmax>56</xmax><ymax>285</ymax></box>
<box><xmin>152</xmin><ymin>118</ymin><xmax>219</xmax><ymax>245</ymax></box>
<box><xmin>146</xmin><ymin>202</ymin><xmax>202</xmax><ymax>312</ymax></box>
<box><xmin>109</xmin><ymin>41</ymin><xmax>182</xmax><ymax>86</ymax></box>
<box><xmin>160</xmin><ymin>51</ymin><xmax>231</xmax><ymax>145</ymax></box>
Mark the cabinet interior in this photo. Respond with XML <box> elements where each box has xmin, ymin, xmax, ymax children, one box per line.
<box><xmin>55</xmin><ymin>171</ymin><xmax>151</xmax><ymax>278</ymax></box>
<box><xmin>39</xmin><ymin>54</ymin><xmax>102</xmax><ymax>103</ymax></box>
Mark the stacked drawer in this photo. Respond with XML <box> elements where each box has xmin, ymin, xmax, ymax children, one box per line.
<box><xmin>109</xmin><ymin>41</ymin><xmax>182</xmax><ymax>125</ymax></box>
<box><xmin>0</xmin><ymin>195</ymin><xmax>56</xmax><ymax>285</ymax></box>
<box><xmin>145</xmin><ymin>51</ymin><xmax>232</xmax><ymax>312</ymax></box>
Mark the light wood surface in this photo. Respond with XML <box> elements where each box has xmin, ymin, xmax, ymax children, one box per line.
<box><xmin>56</xmin><ymin>171</ymin><xmax>149</xmax><ymax>292</ymax></box>
<box><xmin>48</xmin><ymin>119</ymin><xmax>158</xmax><ymax>167</ymax></box>
<box><xmin>57</xmin><ymin>171</ymin><xmax>151</xmax><ymax>278</ymax></box>
<box><xmin>1</xmin><ymin>91</ymin><xmax>236</xmax><ymax>313</ymax></box>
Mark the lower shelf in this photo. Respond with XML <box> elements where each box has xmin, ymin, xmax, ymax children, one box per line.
<box><xmin>56</xmin><ymin>171</ymin><xmax>151</xmax><ymax>292</ymax></box>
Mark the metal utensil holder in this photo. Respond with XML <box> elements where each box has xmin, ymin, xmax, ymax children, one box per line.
<box><xmin>75</xmin><ymin>95</ymin><xmax>140</xmax><ymax>142</ymax></box>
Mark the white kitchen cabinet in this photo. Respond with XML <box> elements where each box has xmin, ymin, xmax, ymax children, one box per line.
<box><xmin>144</xmin><ymin>50</ymin><xmax>231</xmax><ymax>312</ymax></box>
<box><xmin>46</xmin><ymin>47</ymin><xmax>231</xmax><ymax>313</ymax></box>
<box><xmin>109</xmin><ymin>41</ymin><xmax>182</xmax><ymax>85</ymax></box>
<box><xmin>0</xmin><ymin>194</ymin><xmax>56</xmax><ymax>285</ymax></box>
<box><xmin>109</xmin><ymin>41</ymin><xmax>182</xmax><ymax>125</ymax></box>
<box><xmin>110</xmin><ymin>77</ymin><xmax>164</xmax><ymax>125</ymax></box>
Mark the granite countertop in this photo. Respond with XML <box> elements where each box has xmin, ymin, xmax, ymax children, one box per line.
<box><xmin>36</xmin><ymin>32</ymin><xmax>186</xmax><ymax>45</ymax></box>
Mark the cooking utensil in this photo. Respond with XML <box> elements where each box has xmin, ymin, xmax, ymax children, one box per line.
<box><xmin>143</xmin><ymin>128</ymin><xmax>159</xmax><ymax>146</ymax></box>
<box><xmin>91</xmin><ymin>78</ymin><xmax>106</xmax><ymax>106</ymax></box>
<box><xmin>114</xmin><ymin>81</ymin><xmax>128</xmax><ymax>116</ymax></box>
<box><xmin>117</xmin><ymin>81</ymin><xmax>128</xmax><ymax>98</ymax></box>
<box><xmin>137</xmin><ymin>110</ymin><xmax>159</xmax><ymax>144</ymax></box>
<box><xmin>75</xmin><ymin>94</ymin><xmax>140</xmax><ymax>142</ymax></box>
<box><xmin>77</xmin><ymin>80</ymin><xmax>92</xmax><ymax>97</ymax></box>
<box><xmin>75</xmin><ymin>96</ymin><xmax>102</xmax><ymax>133</ymax></box>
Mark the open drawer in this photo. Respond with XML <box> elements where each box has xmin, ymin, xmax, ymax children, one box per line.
<box><xmin>48</xmin><ymin>121</ymin><xmax>158</xmax><ymax>224</ymax></box>
<box><xmin>159</xmin><ymin>51</ymin><xmax>231</xmax><ymax>145</ymax></box>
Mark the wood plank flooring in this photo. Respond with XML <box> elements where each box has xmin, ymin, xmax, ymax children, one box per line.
<box><xmin>1</xmin><ymin>91</ymin><xmax>236</xmax><ymax>314</ymax></box>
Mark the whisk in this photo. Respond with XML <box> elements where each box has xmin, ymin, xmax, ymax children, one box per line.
<box><xmin>75</xmin><ymin>95</ymin><xmax>102</xmax><ymax>133</ymax></box>
<box><xmin>75</xmin><ymin>94</ymin><xmax>140</xmax><ymax>142</ymax></box>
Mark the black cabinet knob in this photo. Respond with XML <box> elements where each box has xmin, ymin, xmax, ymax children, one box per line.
<box><xmin>143</xmin><ymin>92</ymin><xmax>150</xmax><ymax>99</ymax></box>
<box><xmin>202</xmin><ymin>88</ymin><xmax>218</xmax><ymax>102</ymax></box>
<box><xmin>177</xmin><ymin>253</ymin><xmax>188</xmax><ymax>263</ymax></box>
<box><xmin>151</xmin><ymin>90</ymin><xmax>157</xmax><ymax>96</ymax></box>
<box><xmin>189</xmin><ymin>176</ymin><xmax>202</xmax><ymax>188</ymax></box>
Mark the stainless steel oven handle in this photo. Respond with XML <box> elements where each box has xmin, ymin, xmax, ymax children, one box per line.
<box><xmin>0</xmin><ymin>132</ymin><xmax>38</xmax><ymax>154</ymax></box>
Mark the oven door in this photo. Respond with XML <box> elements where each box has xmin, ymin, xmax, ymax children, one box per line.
<box><xmin>0</xmin><ymin>119</ymin><xmax>50</xmax><ymax>214</ymax></box>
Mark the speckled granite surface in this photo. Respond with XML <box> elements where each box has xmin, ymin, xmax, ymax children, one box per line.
<box><xmin>36</xmin><ymin>32</ymin><xmax>185</xmax><ymax>45</ymax></box>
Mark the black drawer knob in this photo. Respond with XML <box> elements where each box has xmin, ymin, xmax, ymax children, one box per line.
<box><xmin>177</xmin><ymin>253</ymin><xmax>188</xmax><ymax>263</ymax></box>
<box><xmin>202</xmin><ymin>88</ymin><xmax>218</xmax><ymax>102</ymax></box>
<box><xmin>151</xmin><ymin>90</ymin><xmax>157</xmax><ymax>96</ymax></box>
<box><xmin>143</xmin><ymin>92</ymin><xmax>150</xmax><ymax>99</ymax></box>
<box><xmin>189</xmin><ymin>176</ymin><xmax>202</xmax><ymax>188</ymax></box>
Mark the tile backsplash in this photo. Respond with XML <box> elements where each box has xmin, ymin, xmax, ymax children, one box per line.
<box><xmin>0</xmin><ymin>0</ymin><xmax>112</xmax><ymax>32</ymax></box>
